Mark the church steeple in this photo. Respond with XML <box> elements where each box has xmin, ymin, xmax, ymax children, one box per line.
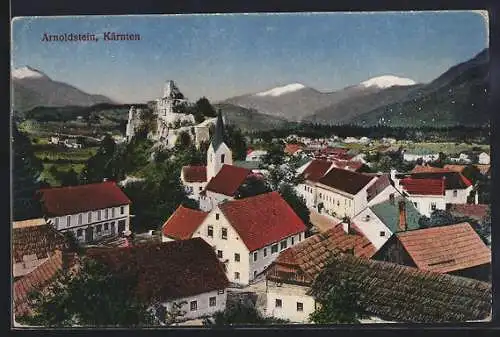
<box><xmin>206</xmin><ymin>109</ymin><xmax>232</xmax><ymax>182</ymax></box>
<box><xmin>211</xmin><ymin>110</ymin><xmax>225</xmax><ymax>151</ymax></box>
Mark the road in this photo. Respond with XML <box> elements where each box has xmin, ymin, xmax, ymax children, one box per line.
<box><xmin>309</xmin><ymin>209</ymin><xmax>340</xmax><ymax>233</ymax></box>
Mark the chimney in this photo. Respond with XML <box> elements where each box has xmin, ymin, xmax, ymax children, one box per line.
<box><xmin>342</xmin><ymin>217</ymin><xmax>351</xmax><ymax>234</ymax></box>
<box><xmin>398</xmin><ymin>200</ymin><xmax>407</xmax><ymax>231</ymax></box>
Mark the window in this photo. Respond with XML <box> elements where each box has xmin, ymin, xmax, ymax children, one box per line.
<box><xmin>98</xmin><ymin>211</ymin><xmax>101</xmax><ymax>221</ymax></box>
<box><xmin>104</xmin><ymin>223</ymin><xmax>109</xmax><ymax>231</ymax></box>
<box><xmin>304</xmin><ymin>186</ymin><xmax>307</xmax><ymax>191</ymax></box>
<box><xmin>221</xmin><ymin>228</ymin><xmax>227</xmax><ymax>240</ymax></box>
<box><xmin>275</xmin><ymin>299</ymin><xmax>282</xmax><ymax>308</ymax></box>
<box><xmin>414</xmin><ymin>202</ymin><xmax>418</xmax><ymax>208</ymax></box>
<box><xmin>253</xmin><ymin>252</ymin><xmax>258</xmax><ymax>262</ymax></box>
<box><xmin>271</xmin><ymin>244</ymin><xmax>279</xmax><ymax>254</ymax></box>
<box><xmin>234</xmin><ymin>272</ymin><xmax>240</xmax><ymax>280</ymax></box>
<box><xmin>199</xmin><ymin>186</ymin><xmax>203</xmax><ymax>191</ymax></box>
<box><xmin>67</xmin><ymin>216</ymin><xmax>71</xmax><ymax>227</ymax></box>
<box><xmin>221</xmin><ymin>154</ymin><xmax>225</xmax><ymax>163</ymax></box>
<box><xmin>111</xmin><ymin>222</ymin><xmax>115</xmax><ymax>233</ymax></box>
<box><xmin>190</xmin><ymin>301</ymin><xmax>197</xmax><ymax>311</ymax></box>
<box><xmin>120</xmin><ymin>206</ymin><xmax>125</xmax><ymax>215</ymax></box>
<box><xmin>216</xmin><ymin>213</ymin><xmax>220</xmax><ymax>220</ymax></box>
<box><xmin>431</xmin><ymin>202</ymin><xmax>437</xmax><ymax>211</ymax></box>
<box><xmin>337</xmin><ymin>201</ymin><xmax>340</xmax><ymax>206</ymax></box>
<box><xmin>87</xmin><ymin>212</ymin><xmax>92</xmax><ymax>223</ymax></box>
<box><xmin>112</xmin><ymin>208</ymin><xmax>115</xmax><ymax>218</ymax></box>
<box><xmin>453</xmin><ymin>190</ymin><xmax>458</xmax><ymax>197</ymax></box>
<box><xmin>291</xmin><ymin>237</ymin><xmax>294</xmax><ymax>245</ymax></box>
<box><xmin>235</xmin><ymin>253</ymin><xmax>240</xmax><ymax>262</ymax></box>
<box><xmin>280</xmin><ymin>240</ymin><xmax>288</xmax><ymax>250</ymax></box>
<box><xmin>299</xmin><ymin>233</ymin><xmax>302</xmax><ymax>242</ymax></box>
<box><xmin>105</xmin><ymin>209</ymin><xmax>109</xmax><ymax>219</ymax></box>
<box><xmin>77</xmin><ymin>229</ymin><xmax>83</xmax><ymax>237</ymax></box>
<box><xmin>217</xmin><ymin>250</ymin><xmax>223</xmax><ymax>259</ymax></box>
<box><xmin>319</xmin><ymin>193</ymin><xmax>322</xmax><ymax>199</ymax></box>
<box><xmin>209</xmin><ymin>297</ymin><xmax>217</xmax><ymax>307</ymax></box>
<box><xmin>218</xmin><ymin>289</ymin><xmax>225</xmax><ymax>295</ymax></box>
<box><xmin>97</xmin><ymin>224</ymin><xmax>102</xmax><ymax>233</ymax></box>
<box><xmin>380</xmin><ymin>231</ymin><xmax>385</xmax><ymax>237</ymax></box>
<box><xmin>208</xmin><ymin>226</ymin><xmax>213</xmax><ymax>237</ymax></box>
<box><xmin>78</xmin><ymin>214</ymin><xmax>82</xmax><ymax>225</ymax></box>
<box><xmin>263</xmin><ymin>248</ymin><xmax>267</xmax><ymax>257</ymax></box>
<box><xmin>297</xmin><ymin>302</ymin><xmax>304</xmax><ymax>312</ymax></box>
<box><xmin>254</xmin><ymin>271</ymin><xmax>257</xmax><ymax>278</ymax></box>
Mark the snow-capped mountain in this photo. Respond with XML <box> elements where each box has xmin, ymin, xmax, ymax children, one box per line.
<box><xmin>255</xmin><ymin>83</ymin><xmax>307</xmax><ymax>97</ymax></box>
<box><xmin>360</xmin><ymin>75</ymin><xmax>417</xmax><ymax>89</ymax></box>
<box><xmin>12</xmin><ymin>66</ymin><xmax>115</xmax><ymax>112</ymax></box>
<box><xmin>12</xmin><ymin>66</ymin><xmax>48</xmax><ymax>80</ymax></box>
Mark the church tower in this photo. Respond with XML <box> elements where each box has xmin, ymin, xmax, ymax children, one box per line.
<box><xmin>206</xmin><ymin>110</ymin><xmax>232</xmax><ymax>182</ymax></box>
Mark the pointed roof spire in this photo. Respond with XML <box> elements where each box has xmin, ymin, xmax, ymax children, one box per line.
<box><xmin>211</xmin><ymin>109</ymin><xmax>225</xmax><ymax>151</ymax></box>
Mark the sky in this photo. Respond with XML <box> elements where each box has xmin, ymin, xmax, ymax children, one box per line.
<box><xmin>12</xmin><ymin>12</ymin><xmax>488</xmax><ymax>103</ymax></box>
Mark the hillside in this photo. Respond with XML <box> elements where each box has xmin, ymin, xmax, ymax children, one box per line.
<box><xmin>12</xmin><ymin>66</ymin><xmax>115</xmax><ymax>112</ymax></box>
<box><xmin>214</xmin><ymin>103</ymin><xmax>291</xmax><ymax>132</ymax></box>
<box><xmin>349</xmin><ymin>49</ymin><xmax>489</xmax><ymax>127</ymax></box>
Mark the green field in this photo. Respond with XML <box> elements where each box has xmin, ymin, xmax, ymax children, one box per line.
<box><xmin>34</xmin><ymin>145</ymin><xmax>99</xmax><ymax>162</ymax></box>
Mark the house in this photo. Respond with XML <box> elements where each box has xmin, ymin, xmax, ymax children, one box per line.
<box><xmin>447</xmin><ymin>203</ymin><xmax>489</xmax><ymax>223</ymax></box>
<box><xmin>245</xmin><ymin>150</ymin><xmax>267</xmax><ymax>162</ymax></box>
<box><xmin>372</xmin><ymin>222</ymin><xmax>491</xmax><ymax>282</ymax></box>
<box><xmin>449</xmin><ymin>153</ymin><xmax>471</xmax><ymax>164</ymax></box>
<box><xmin>353</xmin><ymin>195</ymin><xmax>421</xmax><ymax>250</ymax></box>
<box><xmin>263</xmin><ymin>225</ymin><xmax>376</xmax><ymax>322</ymax></box>
<box><xmin>36</xmin><ymin>181</ymin><xmax>132</xmax><ymax>243</ymax></box>
<box><xmin>307</xmin><ymin>252</ymin><xmax>491</xmax><ymax>323</ymax></box>
<box><xmin>63</xmin><ymin>138</ymin><xmax>82</xmax><ymax>149</ymax></box>
<box><xmin>181</xmin><ymin>165</ymin><xmax>208</xmax><ymax>200</ymax></box>
<box><xmin>315</xmin><ymin>168</ymin><xmax>377</xmax><ymax>218</ymax></box>
<box><xmin>284</xmin><ymin>143</ymin><xmax>304</xmax><ymax>156</ymax></box>
<box><xmin>296</xmin><ymin>159</ymin><xmax>335</xmax><ymax>208</ymax></box>
<box><xmin>162</xmin><ymin>192</ymin><xmax>307</xmax><ymax>286</ymax></box>
<box><xmin>49</xmin><ymin>136</ymin><xmax>60</xmax><ymax>145</ymax></box>
<box><xmin>13</xmin><ymin>249</ymin><xmax>78</xmax><ymax>321</ymax></box>
<box><xmin>266</xmin><ymin>236</ymin><xmax>491</xmax><ymax>323</ymax></box>
<box><xmin>402</xmin><ymin>150</ymin><xmax>439</xmax><ymax>163</ymax></box>
<box><xmin>478</xmin><ymin>152</ymin><xmax>490</xmax><ymax>165</ymax></box>
<box><xmin>233</xmin><ymin>160</ymin><xmax>268</xmax><ymax>175</ymax></box>
<box><xmin>87</xmin><ymin>238</ymin><xmax>229</xmax><ymax>323</ymax></box>
<box><xmin>343</xmin><ymin>137</ymin><xmax>359</xmax><ymax>143</ymax></box>
<box><xmin>12</xmin><ymin>219</ymin><xmax>70</xmax><ymax>278</ymax></box>
<box><xmin>409</xmin><ymin>171</ymin><xmax>474</xmax><ymax>205</ymax></box>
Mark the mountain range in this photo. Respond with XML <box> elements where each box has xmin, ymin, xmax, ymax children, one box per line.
<box><xmin>12</xmin><ymin>48</ymin><xmax>488</xmax><ymax>128</ymax></box>
<box><xmin>11</xmin><ymin>66</ymin><xmax>115</xmax><ymax>112</ymax></box>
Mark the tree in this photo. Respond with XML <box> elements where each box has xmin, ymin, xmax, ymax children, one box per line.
<box><xmin>59</xmin><ymin>168</ymin><xmax>80</xmax><ymax>187</ymax></box>
<box><xmin>309</xmin><ymin>279</ymin><xmax>364</xmax><ymax>324</ymax></box>
<box><xmin>418</xmin><ymin>209</ymin><xmax>456</xmax><ymax>229</ymax></box>
<box><xmin>203</xmin><ymin>301</ymin><xmax>288</xmax><ymax>326</ymax></box>
<box><xmin>194</xmin><ymin>97</ymin><xmax>217</xmax><ymax>118</ymax></box>
<box><xmin>236</xmin><ymin>175</ymin><xmax>271</xmax><ymax>199</ymax></box>
<box><xmin>12</xmin><ymin>124</ymin><xmax>44</xmax><ymax>220</ymax></box>
<box><xmin>279</xmin><ymin>184</ymin><xmax>311</xmax><ymax>230</ymax></box>
<box><xmin>18</xmin><ymin>258</ymin><xmax>156</xmax><ymax>327</ymax></box>
<box><xmin>224</xmin><ymin>125</ymin><xmax>247</xmax><ymax>161</ymax></box>
<box><xmin>262</xmin><ymin>141</ymin><xmax>285</xmax><ymax>167</ymax></box>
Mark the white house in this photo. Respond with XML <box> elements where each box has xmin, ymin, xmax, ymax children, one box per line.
<box><xmin>402</xmin><ymin>150</ymin><xmax>439</xmax><ymax>163</ymax></box>
<box><xmin>49</xmin><ymin>136</ymin><xmax>60</xmax><ymax>145</ymax></box>
<box><xmin>162</xmin><ymin>191</ymin><xmax>307</xmax><ymax>286</ymax></box>
<box><xmin>37</xmin><ymin>181</ymin><xmax>132</xmax><ymax>243</ymax></box>
<box><xmin>296</xmin><ymin>159</ymin><xmax>335</xmax><ymax>209</ymax></box>
<box><xmin>87</xmin><ymin>238</ymin><xmax>229</xmax><ymax>323</ymax></box>
<box><xmin>181</xmin><ymin>166</ymin><xmax>208</xmax><ymax>200</ymax></box>
<box><xmin>264</xmin><ymin>225</ymin><xmax>376</xmax><ymax>323</ymax></box>
<box><xmin>478</xmin><ymin>152</ymin><xmax>490</xmax><ymax>165</ymax></box>
<box><xmin>245</xmin><ymin>150</ymin><xmax>268</xmax><ymax>162</ymax></box>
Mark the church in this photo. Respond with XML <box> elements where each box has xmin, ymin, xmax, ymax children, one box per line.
<box><xmin>181</xmin><ymin>111</ymin><xmax>255</xmax><ymax>211</ymax></box>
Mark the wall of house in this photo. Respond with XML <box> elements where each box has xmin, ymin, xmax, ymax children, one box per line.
<box><xmin>199</xmin><ymin>191</ymin><xmax>234</xmax><ymax>212</ymax></box>
<box><xmin>444</xmin><ymin>187</ymin><xmax>472</xmax><ymax>205</ymax></box>
<box><xmin>162</xmin><ymin>289</ymin><xmax>227</xmax><ymax>322</ymax></box>
<box><xmin>296</xmin><ymin>182</ymin><xmax>316</xmax><ymax>208</ymax></box>
<box><xmin>405</xmin><ymin>195</ymin><xmax>446</xmax><ymax>217</ymax></box>
<box><xmin>478</xmin><ymin>153</ymin><xmax>490</xmax><ymax>165</ymax></box>
<box><xmin>315</xmin><ymin>184</ymin><xmax>355</xmax><ymax>218</ymax></box>
<box><xmin>182</xmin><ymin>181</ymin><xmax>207</xmax><ymax>200</ymax></box>
<box><xmin>352</xmin><ymin>208</ymin><xmax>392</xmax><ymax>250</ymax></box>
<box><xmin>48</xmin><ymin>204</ymin><xmax>130</xmax><ymax>243</ymax></box>
<box><xmin>371</xmin><ymin>237</ymin><xmax>416</xmax><ymax>267</ymax></box>
<box><xmin>265</xmin><ymin>280</ymin><xmax>316</xmax><ymax>323</ymax></box>
<box><xmin>367</xmin><ymin>185</ymin><xmax>400</xmax><ymax>207</ymax></box>
<box><xmin>248</xmin><ymin>232</ymin><xmax>305</xmax><ymax>281</ymax></box>
<box><xmin>403</xmin><ymin>153</ymin><xmax>439</xmax><ymax>162</ymax></box>
<box><xmin>192</xmin><ymin>208</ymin><xmax>251</xmax><ymax>285</ymax></box>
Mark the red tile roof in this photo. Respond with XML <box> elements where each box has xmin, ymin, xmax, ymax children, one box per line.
<box><xmin>13</xmin><ymin>250</ymin><xmax>64</xmax><ymax>317</ymax></box>
<box><xmin>37</xmin><ymin>181</ymin><xmax>131</xmax><ymax>217</ymax></box>
<box><xmin>13</xmin><ymin>224</ymin><xmax>69</xmax><ymax>263</ymax></box>
<box><xmin>400</xmin><ymin>178</ymin><xmax>445</xmax><ymax>196</ymax></box>
<box><xmin>412</xmin><ymin>165</ymin><xmax>451</xmax><ymax>173</ymax></box>
<box><xmin>448</xmin><ymin>204</ymin><xmax>490</xmax><ymax>222</ymax></box>
<box><xmin>301</xmin><ymin>159</ymin><xmax>333</xmax><ymax>182</ymax></box>
<box><xmin>205</xmin><ymin>164</ymin><xmax>252</xmax><ymax>196</ymax></box>
<box><xmin>87</xmin><ymin>238</ymin><xmax>229</xmax><ymax>302</ymax></box>
<box><xmin>410</xmin><ymin>171</ymin><xmax>472</xmax><ymax>190</ymax></box>
<box><xmin>284</xmin><ymin>143</ymin><xmax>303</xmax><ymax>155</ymax></box>
<box><xmin>182</xmin><ymin>165</ymin><xmax>207</xmax><ymax>183</ymax></box>
<box><xmin>395</xmin><ymin>223</ymin><xmax>491</xmax><ymax>274</ymax></box>
<box><xmin>162</xmin><ymin>205</ymin><xmax>209</xmax><ymax>240</ymax></box>
<box><xmin>267</xmin><ymin>224</ymin><xmax>376</xmax><ymax>284</ymax></box>
<box><xmin>317</xmin><ymin>168</ymin><xmax>375</xmax><ymax>195</ymax></box>
<box><xmin>219</xmin><ymin>191</ymin><xmax>307</xmax><ymax>251</ymax></box>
